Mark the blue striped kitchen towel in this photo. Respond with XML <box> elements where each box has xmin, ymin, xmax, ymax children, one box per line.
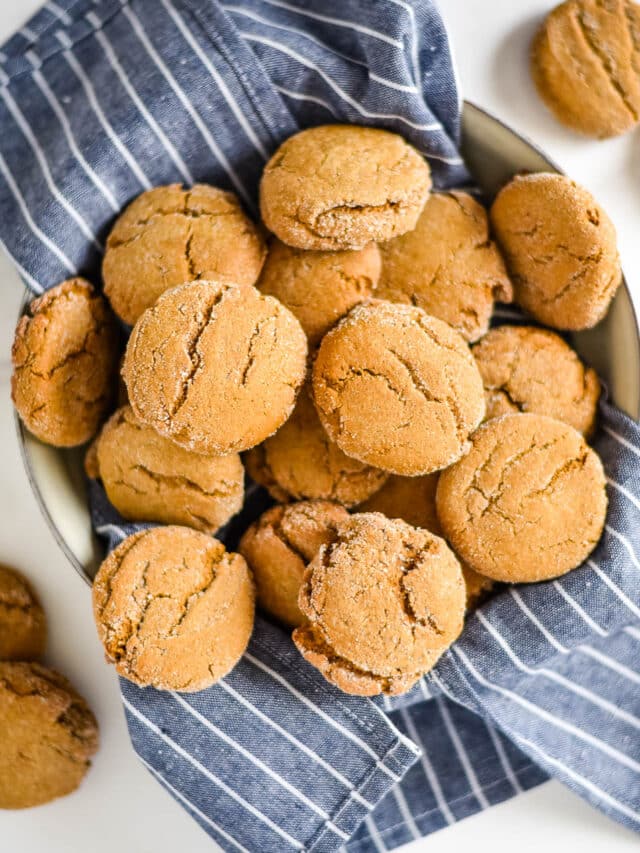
<box><xmin>2</xmin><ymin>1</ymin><xmax>639</xmax><ymax>851</ymax></box>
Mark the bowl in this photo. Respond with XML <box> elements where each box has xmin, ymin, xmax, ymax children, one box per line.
<box><xmin>17</xmin><ymin>101</ymin><xmax>640</xmax><ymax>586</ymax></box>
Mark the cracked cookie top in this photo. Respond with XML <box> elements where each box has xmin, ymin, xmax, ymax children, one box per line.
<box><xmin>122</xmin><ymin>280</ymin><xmax>308</xmax><ymax>455</ymax></box>
<box><xmin>531</xmin><ymin>0</ymin><xmax>640</xmax><ymax>139</ymax></box>
<box><xmin>0</xmin><ymin>565</ymin><xmax>46</xmax><ymax>662</ymax></box>
<box><xmin>92</xmin><ymin>526</ymin><xmax>255</xmax><ymax>691</ymax></box>
<box><xmin>436</xmin><ymin>413</ymin><xmax>607</xmax><ymax>583</ymax></box>
<box><xmin>103</xmin><ymin>184</ymin><xmax>266</xmax><ymax>325</ymax></box>
<box><xmin>490</xmin><ymin>173</ymin><xmax>621</xmax><ymax>330</ymax></box>
<box><xmin>239</xmin><ymin>500</ymin><xmax>349</xmax><ymax>628</ymax></box>
<box><xmin>312</xmin><ymin>301</ymin><xmax>486</xmax><ymax>476</ymax></box>
<box><xmin>245</xmin><ymin>386</ymin><xmax>388</xmax><ymax>507</ymax></box>
<box><xmin>96</xmin><ymin>405</ymin><xmax>244</xmax><ymax>533</ymax></box>
<box><xmin>260</xmin><ymin>125</ymin><xmax>431</xmax><ymax>251</ymax></box>
<box><xmin>0</xmin><ymin>662</ymin><xmax>98</xmax><ymax>808</ymax></box>
<box><xmin>292</xmin><ymin>512</ymin><xmax>466</xmax><ymax>696</ymax></box>
<box><xmin>472</xmin><ymin>324</ymin><xmax>600</xmax><ymax>435</ymax></box>
<box><xmin>258</xmin><ymin>238</ymin><xmax>381</xmax><ymax>347</ymax></box>
<box><xmin>12</xmin><ymin>278</ymin><xmax>119</xmax><ymax>448</ymax></box>
<box><xmin>378</xmin><ymin>191</ymin><xmax>513</xmax><ymax>342</ymax></box>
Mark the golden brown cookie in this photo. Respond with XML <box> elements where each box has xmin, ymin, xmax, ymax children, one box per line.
<box><xmin>293</xmin><ymin>512</ymin><xmax>466</xmax><ymax>696</ymax></box>
<box><xmin>358</xmin><ymin>473</ymin><xmax>441</xmax><ymax>532</ymax></box>
<box><xmin>12</xmin><ymin>278</ymin><xmax>118</xmax><ymax>447</ymax></box>
<box><xmin>490</xmin><ymin>173</ymin><xmax>621</xmax><ymax>330</ymax></box>
<box><xmin>245</xmin><ymin>387</ymin><xmax>388</xmax><ymax>507</ymax></box>
<box><xmin>243</xmin><ymin>444</ymin><xmax>291</xmax><ymax>503</ymax></box>
<box><xmin>0</xmin><ymin>566</ymin><xmax>46</xmax><ymax>661</ymax></box>
<box><xmin>84</xmin><ymin>435</ymin><xmax>101</xmax><ymax>480</ymax></box>
<box><xmin>378</xmin><ymin>191</ymin><xmax>513</xmax><ymax>342</ymax></box>
<box><xmin>92</xmin><ymin>527</ymin><xmax>254</xmax><ymax>691</ymax></box>
<box><xmin>436</xmin><ymin>413</ymin><xmax>607</xmax><ymax>583</ymax></box>
<box><xmin>123</xmin><ymin>281</ymin><xmax>308</xmax><ymax>455</ymax></box>
<box><xmin>257</xmin><ymin>239</ymin><xmax>381</xmax><ymax>347</ymax></box>
<box><xmin>531</xmin><ymin>0</ymin><xmax>640</xmax><ymax>139</ymax></box>
<box><xmin>472</xmin><ymin>325</ymin><xmax>600</xmax><ymax>435</ymax></box>
<box><xmin>0</xmin><ymin>662</ymin><xmax>98</xmax><ymax>808</ymax></box>
<box><xmin>239</xmin><ymin>500</ymin><xmax>349</xmax><ymax>628</ymax></box>
<box><xmin>460</xmin><ymin>565</ymin><xmax>495</xmax><ymax>612</ymax></box>
<box><xmin>96</xmin><ymin>406</ymin><xmax>244</xmax><ymax>533</ymax></box>
<box><xmin>260</xmin><ymin>125</ymin><xmax>431</xmax><ymax>250</ymax></box>
<box><xmin>312</xmin><ymin>301</ymin><xmax>485</xmax><ymax>475</ymax></box>
<box><xmin>103</xmin><ymin>184</ymin><xmax>266</xmax><ymax>325</ymax></box>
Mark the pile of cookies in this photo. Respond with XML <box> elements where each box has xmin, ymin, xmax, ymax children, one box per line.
<box><xmin>0</xmin><ymin>565</ymin><xmax>98</xmax><ymax>809</ymax></box>
<box><xmin>12</xmin><ymin>123</ymin><xmax>618</xmax><ymax>698</ymax></box>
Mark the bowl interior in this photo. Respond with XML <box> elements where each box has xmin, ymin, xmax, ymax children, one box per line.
<box><xmin>19</xmin><ymin>101</ymin><xmax>640</xmax><ymax>585</ymax></box>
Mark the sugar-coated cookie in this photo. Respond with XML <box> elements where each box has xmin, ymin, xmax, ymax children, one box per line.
<box><xmin>0</xmin><ymin>565</ymin><xmax>46</xmax><ymax>662</ymax></box>
<box><xmin>260</xmin><ymin>125</ymin><xmax>431</xmax><ymax>250</ymax></box>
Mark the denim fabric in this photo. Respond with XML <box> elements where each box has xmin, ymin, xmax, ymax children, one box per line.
<box><xmin>1</xmin><ymin>2</ymin><xmax>639</xmax><ymax>851</ymax></box>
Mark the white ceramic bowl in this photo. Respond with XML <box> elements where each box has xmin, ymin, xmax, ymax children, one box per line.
<box><xmin>17</xmin><ymin>101</ymin><xmax>640</xmax><ymax>586</ymax></box>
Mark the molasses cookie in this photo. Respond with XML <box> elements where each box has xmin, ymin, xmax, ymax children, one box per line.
<box><xmin>0</xmin><ymin>566</ymin><xmax>46</xmax><ymax>661</ymax></box>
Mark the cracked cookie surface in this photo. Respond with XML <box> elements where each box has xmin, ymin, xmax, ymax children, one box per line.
<box><xmin>92</xmin><ymin>526</ymin><xmax>254</xmax><ymax>691</ymax></box>
<box><xmin>258</xmin><ymin>238</ymin><xmax>381</xmax><ymax>346</ymax></box>
<box><xmin>293</xmin><ymin>512</ymin><xmax>465</xmax><ymax>696</ymax></box>
<box><xmin>123</xmin><ymin>280</ymin><xmax>308</xmax><ymax>455</ymax></box>
<box><xmin>245</xmin><ymin>386</ymin><xmax>388</xmax><ymax>506</ymax></box>
<box><xmin>490</xmin><ymin>173</ymin><xmax>621</xmax><ymax>329</ymax></box>
<box><xmin>436</xmin><ymin>413</ymin><xmax>607</xmax><ymax>582</ymax></box>
<box><xmin>472</xmin><ymin>324</ymin><xmax>600</xmax><ymax>435</ymax></box>
<box><xmin>312</xmin><ymin>301</ymin><xmax>485</xmax><ymax>475</ymax></box>
<box><xmin>239</xmin><ymin>500</ymin><xmax>349</xmax><ymax>628</ymax></box>
<box><xmin>531</xmin><ymin>0</ymin><xmax>640</xmax><ymax>138</ymax></box>
<box><xmin>96</xmin><ymin>405</ymin><xmax>244</xmax><ymax>533</ymax></box>
<box><xmin>0</xmin><ymin>662</ymin><xmax>98</xmax><ymax>808</ymax></box>
<box><xmin>260</xmin><ymin>125</ymin><xmax>431</xmax><ymax>250</ymax></box>
<box><xmin>12</xmin><ymin>278</ymin><xmax>119</xmax><ymax>447</ymax></box>
<box><xmin>0</xmin><ymin>565</ymin><xmax>46</xmax><ymax>662</ymax></box>
<box><xmin>378</xmin><ymin>191</ymin><xmax>513</xmax><ymax>342</ymax></box>
<box><xmin>103</xmin><ymin>184</ymin><xmax>266</xmax><ymax>325</ymax></box>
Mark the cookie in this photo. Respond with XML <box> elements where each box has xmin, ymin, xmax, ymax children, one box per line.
<box><xmin>472</xmin><ymin>325</ymin><xmax>600</xmax><ymax>435</ymax></box>
<box><xmin>84</xmin><ymin>435</ymin><xmax>101</xmax><ymax>480</ymax></box>
<box><xmin>312</xmin><ymin>301</ymin><xmax>485</xmax><ymax>475</ymax></box>
<box><xmin>436</xmin><ymin>413</ymin><xmax>607</xmax><ymax>583</ymax></box>
<box><xmin>460</xmin><ymin>565</ymin><xmax>495</xmax><ymax>612</ymax></box>
<box><xmin>243</xmin><ymin>444</ymin><xmax>291</xmax><ymax>504</ymax></box>
<box><xmin>378</xmin><ymin>191</ymin><xmax>513</xmax><ymax>342</ymax></box>
<box><xmin>96</xmin><ymin>406</ymin><xmax>244</xmax><ymax>533</ymax></box>
<box><xmin>12</xmin><ymin>278</ymin><xmax>118</xmax><ymax>447</ymax></box>
<box><xmin>0</xmin><ymin>566</ymin><xmax>46</xmax><ymax>661</ymax></box>
<box><xmin>531</xmin><ymin>0</ymin><xmax>640</xmax><ymax>139</ymax></box>
<box><xmin>0</xmin><ymin>662</ymin><xmax>98</xmax><ymax>808</ymax></box>
<box><xmin>239</xmin><ymin>500</ymin><xmax>349</xmax><ymax>628</ymax></box>
<box><xmin>490</xmin><ymin>173</ymin><xmax>621</xmax><ymax>330</ymax></box>
<box><xmin>260</xmin><ymin>125</ymin><xmax>431</xmax><ymax>250</ymax></box>
<box><xmin>244</xmin><ymin>387</ymin><xmax>388</xmax><ymax>507</ymax></box>
<box><xmin>293</xmin><ymin>513</ymin><xmax>466</xmax><ymax>696</ymax></box>
<box><xmin>103</xmin><ymin>184</ymin><xmax>266</xmax><ymax>325</ymax></box>
<box><xmin>92</xmin><ymin>527</ymin><xmax>254</xmax><ymax>691</ymax></box>
<box><xmin>123</xmin><ymin>281</ymin><xmax>308</xmax><ymax>455</ymax></box>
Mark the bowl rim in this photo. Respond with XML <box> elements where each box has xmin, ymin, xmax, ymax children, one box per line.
<box><xmin>15</xmin><ymin>99</ymin><xmax>640</xmax><ymax>588</ymax></box>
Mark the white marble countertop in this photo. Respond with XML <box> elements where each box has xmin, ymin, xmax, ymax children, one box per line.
<box><xmin>1</xmin><ymin>1</ymin><xmax>638</xmax><ymax>851</ymax></box>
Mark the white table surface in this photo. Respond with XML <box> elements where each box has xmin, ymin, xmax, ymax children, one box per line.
<box><xmin>1</xmin><ymin>1</ymin><xmax>639</xmax><ymax>851</ymax></box>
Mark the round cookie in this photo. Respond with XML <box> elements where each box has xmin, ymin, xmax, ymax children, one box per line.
<box><xmin>12</xmin><ymin>278</ymin><xmax>118</xmax><ymax>447</ymax></box>
<box><xmin>96</xmin><ymin>405</ymin><xmax>244</xmax><ymax>533</ymax></box>
<box><xmin>0</xmin><ymin>566</ymin><xmax>46</xmax><ymax>661</ymax></box>
<box><xmin>531</xmin><ymin>0</ymin><xmax>640</xmax><ymax>139</ymax></box>
<box><xmin>0</xmin><ymin>662</ymin><xmax>98</xmax><ymax>808</ymax></box>
<box><xmin>260</xmin><ymin>125</ymin><xmax>431</xmax><ymax>250</ymax></box>
<box><xmin>103</xmin><ymin>184</ymin><xmax>266</xmax><ymax>325</ymax></box>
<box><xmin>258</xmin><ymin>239</ymin><xmax>381</xmax><ymax>347</ymax></box>
<box><xmin>312</xmin><ymin>301</ymin><xmax>485</xmax><ymax>475</ymax></box>
<box><xmin>245</xmin><ymin>387</ymin><xmax>388</xmax><ymax>507</ymax></box>
<box><xmin>123</xmin><ymin>281</ymin><xmax>308</xmax><ymax>455</ymax></box>
<box><xmin>243</xmin><ymin>444</ymin><xmax>291</xmax><ymax>504</ymax></box>
<box><xmin>92</xmin><ymin>527</ymin><xmax>254</xmax><ymax>691</ymax></box>
<box><xmin>293</xmin><ymin>512</ymin><xmax>466</xmax><ymax>696</ymax></box>
<box><xmin>436</xmin><ymin>413</ymin><xmax>607</xmax><ymax>583</ymax></box>
<box><xmin>378</xmin><ymin>191</ymin><xmax>513</xmax><ymax>342</ymax></box>
<box><xmin>239</xmin><ymin>500</ymin><xmax>349</xmax><ymax>627</ymax></box>
<box><xmin>472</xmin><ymin>325</ymin><xmax>600</xmax><ymax>435</ymax></box>
<box><xmin>490</xmin><ymin>173</ymin><xmax>621</xmax><ymax>330</ymax></box>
